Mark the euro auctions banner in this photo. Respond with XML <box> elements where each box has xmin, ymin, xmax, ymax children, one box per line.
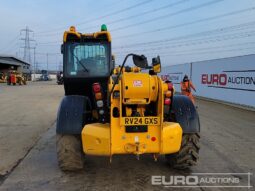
<box><xmin>161</xmin><ymin>54</ymin><xmax>255</xmax><ymax>108</ymax></box>
<box><xmin>201</xmin><ymin>71</ymin><xmax>255</xmax><ymax>91</ymax></box>
<box><xmin>160</xmin><ymin>63</ymin><xmax>191</xmax><ymax>92</ymax></box>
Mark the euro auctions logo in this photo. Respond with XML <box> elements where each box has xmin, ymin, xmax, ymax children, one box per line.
<box><xmin>201</xmin><ymin>73</ymin><xmax>227</xmax><ymax>86</ymax></box>
<box><xmin>151</xmin><ymin>173</ymin><xmax>252</xmax><ymax>188</ymax></box>
<box><xmin>201</xmin><ymin>70</ymin><xmax>255</xmax><ymax>91</ymax></box>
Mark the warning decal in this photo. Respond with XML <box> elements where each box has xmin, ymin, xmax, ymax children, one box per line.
<box><xmin>133</xmin><ymin>80</ymin><xmax>143</xmax><ymax>87</ymax></box>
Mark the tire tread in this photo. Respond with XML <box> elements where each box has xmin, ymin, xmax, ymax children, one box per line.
<box><xmin>166</xmin><ymin>133</ymin><xmax>200</xmax><ymax>169</ymax></box>
<box><xmin>56</xmin><ymin>134</ymin><xmax>84</xmax><ymax>171</ymax></box>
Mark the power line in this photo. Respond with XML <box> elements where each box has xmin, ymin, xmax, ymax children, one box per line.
<box><xmin>34</xmin><ymin>21</ymin><xmax>255</xmax><ymax>55</ymax></box>
<box><xmin>37</xmin><ymin>41</ymin><xmax>60</xmax><ymax>45</ymax></box>
<box><xmin>116</xmin><ymin>41</ymin><xmax>255</xmax><ymax>56</ymax></box>
<box><xmin>35</xmin><ymin>0</ymin><xmax>224</xmax><ymax>36</ymax></box>
<box><xmin>35</xmin><ymin>22</ymin><xmax>255</xmax><ymax>49</ymax></box>
<box><xmin>32</xmin><ymin>0</ymin><xmax>128</xmax><ymax>30</ymax></box>
<box><xmin>37</xmin><ymin>44</ymin><xmax>61</xmax><ymax>47</ymax></box>
<box><xmin>36</xmin><ymin>52</ymin><xmax>61</xmax><ymax>55</ymax></box>
<box><xmin>36</xmin><ymin>0</ymin><xmax>224</xmax><ymax>38</ymax></box>
<box><xmin>76</xmin><ymin>0</ymin><xmax>154</xmax><ymax>26</ymax></box>
<box><xmin>159</xmin><ymin>45</ymin><xmax>255</xmax><ymax>57</ymax></box>
<box><xmin>40</xmin><ymin>20</ymin><xmax>255</xmax><ymax>48</ymax></box>
<box><xmin>38</xmin><ymin>15</ymin><xmax>255</xmax><ymax>48</ymax></box>
<box><xmin>115</xmin><ymin>46</ymin><xmax>255</xmax><ymax>63</ymax></box>
<box><xmin>0</xmin><ymin>35</ymin><xmax>20</xmax><ymax>53</ymax></box>
<box><xmin>20</xmin><ymin>26</ymin><xmax>36</xmax><ymax>63</ymax></box>
<box><xmin>113</xmin><ymin>23</ymin><xmax>255</xmax><ymax>49</ymax></box>
<box><xmin>79</xmin><ymin>0</ymin><xmax>190</xmax><ymax>31</ymax></box>
<box><xmin>36</xmin><ymin>0</ymin><xmax>155</xmax><ymax>36</ymax></box>
<box><xmin>111</xmin><ymin>0</ymin><xmax>224</xmax><ymax>32</ymax></box>
<box><xmin>37</xmin><ymin>0</ymin><xmax>224</xmax><ymax>38</ymax></box>
<box><xmin>113</xmin><ymin>25</ymin><xmax>255</xmax><ymax>53</ymax></box>
<box><xmin>114</xmin><ymin>7</ymin><xmax>255</xmax><ymax>39</ymax></box>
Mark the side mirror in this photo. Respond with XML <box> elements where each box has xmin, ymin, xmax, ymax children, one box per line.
<box><xmin>112</xmin><ymin>55</ymin><xmax>115</xmax><ymax>66</ymax></box>
<box><xmin>61</xmin><ymin>44</ymin><xmax>64</xmax><ymax>54</ymax></box>
<box><xmin>133</xmin><ymin>54</ymin><xmax>148</xmax><ymax>68</ymax></box>
<box><xmin>152</xmin><ymin>56</ymin><xmax>161</xmax><ymax>73</ymax></box>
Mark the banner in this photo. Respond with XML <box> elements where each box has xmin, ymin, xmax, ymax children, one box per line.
<box><xmin>160</xmin><ymin>63</ymin><xmax>191</xmax><ymax>92</ymax></box>
<box><xmin>161</xmin><ymin>54</ymin><xmax>255</xmax><ymax>108</ymax></box>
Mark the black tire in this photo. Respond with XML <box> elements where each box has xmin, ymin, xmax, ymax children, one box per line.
<box><xmin>165</xmin><ymin>133</ymin><xmax>200</xmax><ymax>169</ymax></box>
<box><xmin>56</xmin><ymin>134</ymin><xmax>84</xmax><ymax>171</ymax></box>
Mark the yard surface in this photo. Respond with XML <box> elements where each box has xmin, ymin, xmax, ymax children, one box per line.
<box><xmin>0</xmin><ymin>81</ymin><xmax>254</xmax><ymax>191</ymax></box>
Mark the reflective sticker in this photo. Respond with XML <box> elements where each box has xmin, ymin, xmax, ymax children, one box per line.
<box><xmin>133</xmin><ymin>80</ymin><xmax>143</xmax><ymax>87</ymax></box>
<box><xmin>134</xmin><ymin>136</ymin><xmax>139</xmax><ymax>143</ymax></box>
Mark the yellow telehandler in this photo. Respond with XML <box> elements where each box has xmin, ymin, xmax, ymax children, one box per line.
<box><xmin>56</xmin><ymin>25</ymin><xmax>200</xmax><ymax>171</ymax></box>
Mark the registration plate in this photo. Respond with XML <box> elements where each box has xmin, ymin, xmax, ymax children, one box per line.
<box><xmin>121</xmin><ymin>117</ymin><xmax>160</xmax><ymax>126</ymax></box>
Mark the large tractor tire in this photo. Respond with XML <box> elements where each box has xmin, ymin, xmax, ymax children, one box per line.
<box><xmin>165</xmin><ymin>133</ymin><xmax>200</xmax><ymax>169</ymax></box>
<box><xmin>56</xmin><ymin>134</ymin><xmax>84</xmax><ymax>171</ymax></box>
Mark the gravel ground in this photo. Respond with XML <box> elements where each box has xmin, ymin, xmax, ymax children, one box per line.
<box><xmin>0</xmin><ymin>81</ymin><xmax>254</xmax><ymax>191</ymax></box>
<box><xmin>0</xmin><ymin>81</ymin><xmax>63</xmax><ymax>176</ymax></box>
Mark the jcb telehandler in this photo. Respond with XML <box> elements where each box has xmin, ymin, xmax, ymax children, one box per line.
<box><xmin>56</xmin><ymin>25</ymin><xmax>200</xmax><ymax>171</ymax></box>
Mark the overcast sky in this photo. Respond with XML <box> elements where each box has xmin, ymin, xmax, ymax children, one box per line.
<box><xmin>0</xmin><ymin>0</ymin><xmax>255</xmax><ymax>70</ymax></box>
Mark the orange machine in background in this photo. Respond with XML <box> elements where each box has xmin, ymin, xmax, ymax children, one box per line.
<box><xmin>10</xmin><ymin>72</ymin><xmax>17</xmax><ymax>85</ymax></box>
<box><xmin>6</xmin><ymin>71</ymin><xmax>27</xmax><ymax>86</ymax></box>
<box><xmin>181</xmin><ymin>75</ymin><xmax>196</xmax><ymax>104</ymax></box>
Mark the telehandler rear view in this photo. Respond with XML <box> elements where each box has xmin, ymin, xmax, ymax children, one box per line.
<box><xmin>56</xmin><ymin>25</ymin><xmax>200</xmax><ymax>171</ymax></box>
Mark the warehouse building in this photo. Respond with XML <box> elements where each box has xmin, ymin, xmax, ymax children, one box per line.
<box><xmin>0</xmin><ymin>55</ymin><xmax>31</xmax><ymax>80</ymax></box>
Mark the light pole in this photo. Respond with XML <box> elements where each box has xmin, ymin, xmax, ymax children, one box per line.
<box><xmin>47</xmin><ymin>53</ymin><xmax>49</xmax><ymax>71</ymax></box>
<box><xmin>33</xmin><ymin>47</ymin><xmax>36</xmax><ymax>81</ymax></box>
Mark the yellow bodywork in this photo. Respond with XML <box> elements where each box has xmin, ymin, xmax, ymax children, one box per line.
<box><xmin>121</xmin><ymin>73</ymin><xmax>158</xmax><ymax>104</ymax></box>
<box><xmin>81</xmin><ymin>122</ymin><xmax>182</xmax><ymax>156</ymax></box>
<box><xmin>63</xmin><ymin>26</ymin><xmax>111</xmax><ymax>42</ymax></box>
<box><xmin>82</xmin><ymin>123</ymin><xmax>110</xmax><ymax>155</ymax></box>
<box><xmin>81</xmin><ymin>68</ymin><xmax>183</xmax><ymax>157</ymax></box>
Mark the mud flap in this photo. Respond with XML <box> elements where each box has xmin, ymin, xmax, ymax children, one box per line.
<box><xmin>56</xmin><ymin>95</ymin><xmax>90</xmax><ymax>134</ymax></box>
<box><xmin>171</xmin><ymin>95</ymin><xmax>200</xmax><ymax>133</ymax></box>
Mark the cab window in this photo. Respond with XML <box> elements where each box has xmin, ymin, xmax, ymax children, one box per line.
<box><xmin>66</xmin><ymin>42</ymin><xmax>110</xmax><ymax>77</ymax></box>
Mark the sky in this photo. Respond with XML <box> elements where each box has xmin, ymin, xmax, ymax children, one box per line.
<box><xmin>0</xmin><ymin>0</ymin><xmax>255</xmax><ymax>70</ymax></box>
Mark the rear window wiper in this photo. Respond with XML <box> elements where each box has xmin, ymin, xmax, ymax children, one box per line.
<box><xmin>72</xmin><ymin>52</ymin><xmax>89</xmax><ymax>72</ymax></box>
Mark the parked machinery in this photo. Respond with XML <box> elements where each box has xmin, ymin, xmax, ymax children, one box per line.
<box><xmin>6</xmin><ymin>71</ymin><xmax>27</xmax><ymax>85</ymax></box>
<box><xmin>56</xmin><ymin>71</ymin><xmax>63</xmax><ymax>85</ymax></box>
<box><xmin>56</xmin><ymin>25</ymin><xmax>200</xmax><ymax>171</ymax></box>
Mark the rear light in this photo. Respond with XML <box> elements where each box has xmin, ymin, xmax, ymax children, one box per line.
<box><xmin>151</xmin><ymin>137</ymin><xmax>156</xmax><ymax>141</ymax></box>
<box><xmin>97</xmin><ymin>100</ymin><xmax>103</xmax><ymax>107</ymax></box>
<box><xmin>95</xmin><ymin>92</ymin><xmax>102</xmax><ymax>100</ymax></box>
<box><xmin>92</xmin><ymin>82</ymin><xmax>105</xmax><ymax>123</ymax></box>
<box><xmin>165</xmin><ymin>90</ymin><xmax>172</xmax><ymax>98</ymax></box>
<box><xmin>99</xmin><ymin>109</ymin><xmax>104</xmax><ymax>115</ymax></box>
<box><xmin>168</xmin><ymin>83</ymin><xmax>173</xmax><ymax>90</ymax></box>
<box><xmin>93</xmin><ymin>83</ymin><xmax>101</xmax><ymax>93</ymax></box>
<box><xmin>164</xmin><ymin>82</ymin><xmax>173</xmax><ymax>106</ymax></box>
<box><xmin>164</xmin><ymin>98</ymin><xmax>171</xmax><ymax>105</ymax></box>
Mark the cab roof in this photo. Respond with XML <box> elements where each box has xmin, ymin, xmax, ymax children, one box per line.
<box><xmin>63</xmin><ymin>26</ymin><xmax>111</xmax><ymax>43</ymax></box>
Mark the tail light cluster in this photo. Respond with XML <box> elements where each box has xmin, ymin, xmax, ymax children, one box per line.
<box><xmin>92</xmin><ymin>83</ymin><xmax>105</xmax><ymax>122</ymax></box>
<box><xmin>164</xmin><ymin>82</ymin><xmax>174</xmax><ymax>106</ymax></box>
